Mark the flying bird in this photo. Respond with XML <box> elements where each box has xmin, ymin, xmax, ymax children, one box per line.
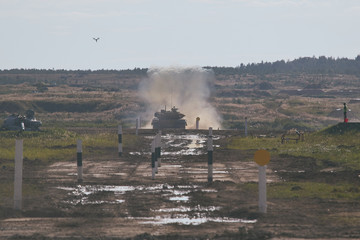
<box><xmin>93</xmin><ymin>37</ymin><xmax>100</xmax><ymax>42</ymax></box>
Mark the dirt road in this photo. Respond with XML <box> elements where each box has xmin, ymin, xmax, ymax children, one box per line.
<box><xmin>1</xmin><ymin>130</ymin><xmax>360</xmax><ymax>239</ymax></box>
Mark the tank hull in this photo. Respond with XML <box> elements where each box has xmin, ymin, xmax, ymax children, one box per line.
<box><xmin>152</xmin><ymin>118</ymin><xmax>187</xmax><ymax>129</ymax></box>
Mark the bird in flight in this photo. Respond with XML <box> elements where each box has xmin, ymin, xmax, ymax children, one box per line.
<box><xmin>93</xmin><ymin>37</ymin><xmax>100</xmax><ymax>42</ymax></box>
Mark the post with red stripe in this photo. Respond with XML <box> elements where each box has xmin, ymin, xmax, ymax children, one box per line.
<box><xmin>207</xmin><ymin>127</ymin><xmax>213</xmax><ymax>183</ymax></box>
<box><xmin>77</xmin><ymin>139</ymin><xmax>83</xmax><ymax>183</ymax></box>
<box><xmin>118</xmin><ymin>125</ymin><xmax>123</xmax><ymax>157</ymax></box>
<box><xmin>254</xmin><ymin>149</ymin><xmax>270</xmax><ymax>213</ymax></box>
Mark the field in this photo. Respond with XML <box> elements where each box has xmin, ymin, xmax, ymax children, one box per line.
<box><xmin>1</xmin><ymin>70</ymin><xmax>360</xmax><ymax>239</ymax></box>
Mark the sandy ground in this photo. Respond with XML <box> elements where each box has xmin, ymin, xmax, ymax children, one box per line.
<box><xmin>1</xmin><ymin>130</ymin><xmax>360</xmax><ymax>239</ymax></box>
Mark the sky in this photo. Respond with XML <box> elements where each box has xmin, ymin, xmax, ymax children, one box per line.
<box><xmin>1</xmin><ymin>0</ymin><xmax>360</xmax><ymax>70</ymax></box>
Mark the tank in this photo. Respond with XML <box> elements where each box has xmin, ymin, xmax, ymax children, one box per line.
<box><xmin>2</xmin><ymin>109</ymin><xmax>42</xmax><ymax>131</ymax></box>
<box><xmin>151</xmin><ymin>106</ymin><xmax>187</xmax><ymax>129</ymax></box>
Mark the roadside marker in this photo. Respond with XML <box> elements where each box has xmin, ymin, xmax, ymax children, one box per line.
<box><xmin>151</xmin><ymin>139</ymin><xmax>156</xmax><ymax>179</ymax></box>
<box><xmin>77</xmin><ymin>139</ymin><xmax>83</xmax><ymax>183</ymax></box>
<box><xmin>14</xmin><ymin>139</ymin><xmax>23</xmax><ymax>210</ymax></box>
<box><xmin>118</xmin><ymin>125</ymin><xmax>123</xmax><ymax>157</ymax></box>
<box><xmin>254</xmin><ymin>149</ymin><xmax>270</xmax><ymax>213</ymax></box>
<box><xmin>156</xmin><ymin>131</ymin><xmax>162</xmax><ymax>167</ymax></box>
<box><xmin>245</xmin><ymin>117</ymin><xmax>248</xmax><ymax>137</ymax></box>
<box><xmin>208</xmin><ymin>127</ymin><xmax>213</xmax><ymax>183</ymax></box>
<box><xmin>136</xmin><ymin>118</ymin><xmax>139</xmax><ymax>135</ymax></box>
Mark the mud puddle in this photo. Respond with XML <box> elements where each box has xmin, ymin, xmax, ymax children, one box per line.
<box><xmin>54</xmin><ymin>183</ymin><xmax>257</xmax><ymax>226</ymax></box>
<box><xmin>129</xmin><ymin>215</ymin><xmax>257</xmax><ymax>225</ymax></box>
<box><xmin>56</xmin><ymin>184</ymin><xmax>216</xmax><ymax>205</ymax></box>
<box><xmin>139</xmin><ymin>134</ymin><xmax>220</xmax><ymax>156</ymax></box>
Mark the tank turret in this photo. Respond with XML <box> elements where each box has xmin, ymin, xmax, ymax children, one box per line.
<box><xmin>151</xmin><ymin>106</ymin><xmax>187</xmax><ymax>129</ymax></box>
<box><xmin>2</xmin><ymin>109</ymin><xmax>42</xmax><ymax>131</ymax></box>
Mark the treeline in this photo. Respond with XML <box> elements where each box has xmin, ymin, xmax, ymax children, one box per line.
<box><xmin>1</xmin><ymin>55</ymin><xmax>360</xmax><ymax>76</ymax></box>
<box><xmin>209</xmin><ymin>55</ymin><xmax>360</xmax><ymax>75</ymax></box>
<box><xmin>0</xmin><ymin>67</ymin><xmax>147</xmax><ymax>75</ymax></box>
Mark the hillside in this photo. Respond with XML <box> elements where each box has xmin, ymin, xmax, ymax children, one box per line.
<box><xmin>1</xmin><ymin>56</ymin><xmax>360</xmax><ymax>131</ymax></box>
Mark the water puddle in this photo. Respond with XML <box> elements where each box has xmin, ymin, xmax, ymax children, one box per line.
<box><xmin>155</xmin><ymin>205</ymin><xmax>220</xmax><ymax>213</ymax></box>
<box><xmin>56</xmin><ymin>184</ymin><xmax>255</xmax><ymax>226</ymax></box>
<box><xmin>56</xmin><ymin>184</ymin><xmax>215</xmax><ymax>205</ymax></box>
<box><xmin>169</xmin><ymin>196</ymin><xmax>189</xmax><ymax>201</ymax></box>
<box><xmin>129</xmin><ymin>214</ymin><xmax>257</xmax><ymax>225</ymax></box>
<box><xmin>142</xmin><ymin>134</ymin><xmax>220</xmax><ymax>156</ymax></box>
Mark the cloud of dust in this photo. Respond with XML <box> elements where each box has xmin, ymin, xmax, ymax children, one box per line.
<box><xmin>139</xmin><ymin>66</ymin><xmax>222</xmax><ymax>129</ymax></box>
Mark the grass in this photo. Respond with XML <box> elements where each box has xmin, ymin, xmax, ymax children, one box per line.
<box><xmin>227</xmin><ymin>130</ymin><xmax>360</xmax><ymax>170</ymax></box>
<box><xmin>268</xmin><ymin>182</ymin><xmax>360</xmax><ymax>200</ymax></box>
<box><xmin>229</xmin><ymin>127</ymin><xmax>360</xmax><ymax>201</ymax></box>
<box><xmin>0</xmin><ymin>128</ymin><xmax>137</xmax><ymax>168</ymax></box>
<box><xmin>243</xmin><ymin>182</ymin><xmax>360</xmax><ymax>200</ymax></box>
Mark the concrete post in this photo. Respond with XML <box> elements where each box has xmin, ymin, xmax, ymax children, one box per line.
<box><xmin>196</xmin><ymin>117</ymin><xmax>200</xmax><ymax>130</ymax></box>
<box><xmin>118</xmin><ymin>125</ymin><xmax>123</xmax><ymax>157</ymax></box>
<box><xmin>245</xmin><ymin>117</ymin><xmax>248</xmax><ymax>137</ymax></box>
<box><xmin>151</xmin><ymin>140</ymin><xmax>156</xmax><ymax>179</ymax></box>
<box><xmin>14</xmin><ymin>139</ymin><xmax>23</xmax><ymax>210</ymax></box>
<box><xmin>136</xmin><ymin>118</ymin><xmax>139</xmax><ymax>135</ymax></box>
<box><xmin>156</xmin><ymin>131</ymin><xmax>161</xmax><ymax>167</ymax></box>
<box><xmin>208</xmin><ymin>127</ymin><xmax>213</xmax><ymax>183</ymax></box>
<box><xmin>154</xmin><ymin>135</ymin><xmax>158</xmax><ymax>174</ymax></box>
<box><xmin>77</xmin><ymin>139</ymin><xmax>83</xmax><ymax>183</ymax></box>
<box><xmin>259</xmin><ymin>165</ymin><xmax>267</xmax><ymax>213</ymax></box>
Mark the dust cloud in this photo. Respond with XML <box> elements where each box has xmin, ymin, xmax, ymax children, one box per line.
<box><xmin>139</xmin><ymin>66</ymin><xmax>222</xmax><ymax>129</ymax></box>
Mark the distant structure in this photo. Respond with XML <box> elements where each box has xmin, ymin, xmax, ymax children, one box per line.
<box><xmin>93</xmin><ymin>37</ymin><xmax>100</xmax><ymax>42</ymax></box>
<box><xmin>151</xmin><ymin>106</ymin><xmax>187</xmax><ymax>129</ymax></box>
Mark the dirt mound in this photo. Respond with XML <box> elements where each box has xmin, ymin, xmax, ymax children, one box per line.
<box><xmin>323</xmin><ymin>122</ymin><xmax>360</xmax><ymax>134</ymax></box>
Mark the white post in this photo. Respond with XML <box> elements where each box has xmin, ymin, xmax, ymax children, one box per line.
<box><xmin>156</xmin><ymin>131</ymin><xmax>161</xmax><ymax>167</ymax></box>
<box><xmin>259</xmin><ymin>165</ymin><xmax>267</xmax><ymax>213</ymax></box>
<box><xmin>14</xmin><ymin>139</ymin><xmax>23</xmax><ymax>210</ymax></box>
<box><xmin>151</xmin><ymin>140</ymin><xmax>156</xmax><ymax>179</ymax></box>
<box><xmin>135</xmin><ymin>118</ymin><xmax>139</xmax><ymax>135</ymax></box>
<box><xmin>196</xmin><ymin>117</ymin><xmax>200</xmax><ymax>130</ymax></box>
<box><xmin>118</xmin><ymin>125</ymin><xmax>123</xmax><ymax>157</ymax></box>
<box><xmin>77</xmin><ymin>139</ymin><xmax>83</xmax><ymax>183</ymax></box>
<box><xmin>208</xmin><ymin>127</ymin><xmax>213</xmax><ymax>183</ymax></box>
<box><xmin>245</xmin><ymin>117</ymin><xmax>248</xmax><ymax>137</ymax></box>
<box><xmin>154</xmin><ymin>135</ymin><xmax>158</xmax><ymax>173</ymax></box>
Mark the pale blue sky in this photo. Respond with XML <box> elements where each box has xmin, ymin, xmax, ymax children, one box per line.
<box><xmin>1</xmin><ymin>0</ymin><xmax>359</xmax><ymax>70</ymax></box>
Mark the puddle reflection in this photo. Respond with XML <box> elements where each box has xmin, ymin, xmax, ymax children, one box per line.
<box><xmin>56</xmin><ymin>184</ymin><xmax>215</xmax><ymax>205</ymax></box>
<box><xmin>129</xmin><ymin>214</ymin><xmax>256</xmax><ymax>225</ymax></box>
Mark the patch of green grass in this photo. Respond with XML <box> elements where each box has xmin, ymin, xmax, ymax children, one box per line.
<box><xmin>0</xmin><ymin>182</ymin><xmax>43</xmax><ymax>206</ymax></box>
<box><xmin>227</xmin><ymin>130</ymin><xmax>360</xmax><ymax>170</ymax></box>
<box><xmin>244</xmin><ymin>182</ymin><xmax>360</xmax><ymax>200</ymax></box>
<box><xmin>0</xmin><ymin>129</ymin><xmax>138</xmax><ymax>167</ymax></box>
<box><xmin>268</xmin><ymin>182</ymin><xmax>360</xmax><ymax>200</ymax></box>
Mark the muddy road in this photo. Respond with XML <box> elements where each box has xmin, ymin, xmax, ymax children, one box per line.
<box><xmin>1</xmin><ymin>129</ymin><xmax>360</xmax><ymax>239</ymax></box>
